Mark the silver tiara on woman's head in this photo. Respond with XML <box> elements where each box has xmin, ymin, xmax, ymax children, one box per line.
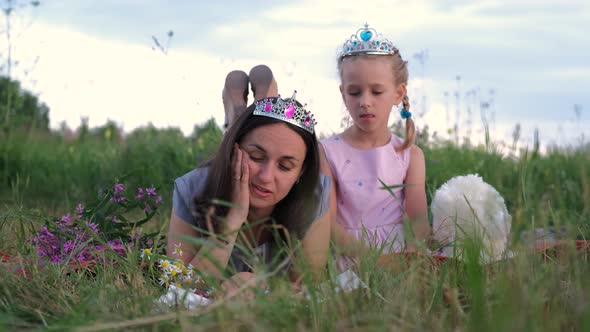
<box><xmin>253</xmin><ymin>91</ymin><xmax>317</xmax><ymax>134</ymax></box>
<box><xmin>338</xmin><ymin>23</ymin><xmax>399</xmax><ymax>59</ymax></box>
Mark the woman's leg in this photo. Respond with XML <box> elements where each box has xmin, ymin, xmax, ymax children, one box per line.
<box><xmin>222</xmin><ymin>70</ymin><xmax>249</xmax><ymax>130</ymax></box>
<box><xmin>249</xmin><ymin>64</ymin><xmax>278</xmax><ymax>101</ymax></box>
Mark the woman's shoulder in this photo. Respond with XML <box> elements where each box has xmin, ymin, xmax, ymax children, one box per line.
<box><xmin>174</xmin><ymin>167</ymin><xmax>210</xmax><ymax>199</ymax></box>
<box><xmin>175</xmin><ymin>166</ymin><xmax>209</xmax><ymax>185</ymax></box>
<box><xmin>314</xmin><ymin>173</ymin><xmax>332</xmax><ymax>218</ymax></box>
<box><xmin>172</xmin><ymin>166</ymin><xmax>210</xmax><ymax>225</ymax></box>
<box><xmin>318</xmin><ymin>172</ymin><xmax>331</xmax><ymax>191</ymax></box>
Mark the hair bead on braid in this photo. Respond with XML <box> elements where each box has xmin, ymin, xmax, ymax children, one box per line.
<box><xmin>397</xmin><ymin>95</ymin><xmax>416</xmax><ymax>151</ymax></box>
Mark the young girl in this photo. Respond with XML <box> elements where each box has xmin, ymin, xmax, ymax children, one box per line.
<box><xmin>321</xmin><ymin>24</ymin><xmax>431</xmax><ymax>257</ymax></box>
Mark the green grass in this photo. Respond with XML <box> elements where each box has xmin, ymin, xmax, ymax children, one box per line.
<box><xmin>1</xmin><ymin>124</ymin><xmax>220</xmax><ymax>211</ymax></box>
<box><xmin>1</xmin><ymin>126</ymin><xmax>589</xmax><ymax>331</ymax></box>
<box><xmin>1</xmin><ymin>232</ymin><xmax>588</xmax><ymax>331</ymax></box>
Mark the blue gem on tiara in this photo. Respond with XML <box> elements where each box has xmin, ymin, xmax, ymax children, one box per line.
<box><xmin>338</xmin><ymin>23</ymin><xmax>399</xmax><ymax>59</ymax></box>
<box><xmin>360</xmin><ymin>30</ymin><xmax>372</xmax><ymax>41</ymax></box>
<box><xmin>253</xmin><ymin>91</ymin><xmax>317</xmax><ymax>134</ymax></box>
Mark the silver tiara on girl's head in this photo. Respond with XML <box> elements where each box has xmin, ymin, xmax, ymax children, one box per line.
<box><xmin>338</xmin><ymin>23</ymin><xmax>399</xmax><ymax>59</ymax></box>
<box><xmin>253</xmin><ymin>91</ymin><xmax>317</xmax><ymax>134</ymax></box>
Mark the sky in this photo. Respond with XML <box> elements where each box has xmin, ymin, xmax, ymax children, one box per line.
<box><xmin>2</xmin><ymin>0</ymin><xmax>589</xmax><ymax>149</ymax></box>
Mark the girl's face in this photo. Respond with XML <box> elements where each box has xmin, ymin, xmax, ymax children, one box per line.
<box><xmin>340</xmin><ymin>56</ymin><xmax>405</xmax><ymax>133</ymax></box>
<box><xmin>239</xmin><ymin>123</ymin><xmax>306</xmax><ymax>213</ymax></box>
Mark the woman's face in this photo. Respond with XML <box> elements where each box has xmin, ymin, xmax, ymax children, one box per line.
<box><xmin>239</xmin><ymin>123</ymin><xmax>307</xmax><ymax>212</ymax></box>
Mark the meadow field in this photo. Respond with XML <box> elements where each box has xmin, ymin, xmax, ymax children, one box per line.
<box><xmin>1</xmin><ymin>120</ymin><xmax>589</xmax><ymax>331</ymax></box>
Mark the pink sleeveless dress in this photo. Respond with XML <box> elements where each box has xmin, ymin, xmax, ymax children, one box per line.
<box><xmin>321</xmin><ymin>133</ymin><xmax>411</xmax><ymax>252</ymax></box>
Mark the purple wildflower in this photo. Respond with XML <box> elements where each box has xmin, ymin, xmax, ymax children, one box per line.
<box><xmin>85</xmin><ymin>221</ymin><xmax>100</xmax><ymax>234</ymax></box>
<box><xmin>32</xmin><ymin>226</ymin><xmax>63</xmax><ymax>262</ymax></box>
<box><xmin>113</xmin><ymin>182</ymin><xmax>124</xmax><ymax>195</ymax></box>
<box><xmin>108</xmin><ymin>239</ymin><xmax>127</xmax><ymax>256</ymax></box>
<box><xmin>74</xmin><ymin>233</ymin><xmax>86</xmax><ymax>243</ymax></box>
<box><xmin>76</xmin><ymin>250</ymin><xmax>95</xmax><ymax>263</ymax></box>
<box><xmin>131</xmin><ymin>229</ymin><xmax>141</xmax><ymax>241</ymax></box>
<box><xmin>109</xmin><ymin>182</ymin><xmax>126</xmax><ymax>204</ymax></box>
<box><xmin>109</xmin><ymin>196</ymin><xmax>126</xmax><ymax>203</ymax></box>
<box><xmin>63</xmin><ymin>240</ymin><xmax>77</xmax><ymax>254</ymax></box>
<box><xmin>144</xmin><ymin>204</ymin><xmax>152</xmax><ymax>213</ymax></box>
<box><xmin>155</xmin><ymin>195</ymin><xmax>163</xmax><ymax>206</ymax></box>
<box><xmin>50</xmin><ymin>254</ymin><xmax>62</xmax><ymax>263</ymax></box>
<box><xmin>136</xmin><ymin>187</ymin><xmax>145</xmax><ymax>200</ymax></box>
<box><xmin>60</xmin><ymin>213</ymin><xmax>72</xmax><ymax>224</ymax></box>
<box><xmin>30</xmin><ymin>181</ymin><xmax>145</xmax><ymax>267</ymax></box>
<box><xmin>146</xmin><ymin>186</ymin><xmax>156</xmax><ymax>197</ymax></box>
<box><xmin>76</xmin><ymin>203</ymin><xmax>85</xmax><ymax>218</ymax></box>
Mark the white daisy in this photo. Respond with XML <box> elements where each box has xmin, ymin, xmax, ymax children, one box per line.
<box><xmin>173</xmin><ymin>243</ymin><xmax>183</xmax><ymax>257</ymax></box>
<box><xmin>140</xmin><ymin>248</ymin><xmax>152</xmax><ymax>259</ymax></box>
<box><xmin>158</xmin><ymin>275</ymin><xmax>170</xmax><ymax>287</ymax></box>
<box><xmin>169</xmin><ymin>264</ymin><xmax>182</xmax><ymax>277</ymax></box>
<box><xmin>158</xmin><ymin>259</ymin><xmax>172</xmax><ymax>273</ymax></box>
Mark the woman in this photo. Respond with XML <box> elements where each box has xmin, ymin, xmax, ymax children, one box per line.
<box><xmin>166</xmin><ymin>94</ymin><xmax>330</xmax><ymax>291</ymax></box>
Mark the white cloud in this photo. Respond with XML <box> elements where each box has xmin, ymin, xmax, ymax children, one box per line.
<box><xmin>10</xmin><ymin>22</ymin><xmax>348</xmax><ymax>136</ymax></box>
<box><xmin>4</xmin><ymin>0</ymin><xmax>588</xmax><ymax>150</ymax></box>
<box><xmin>13</xmin><ymin>23</ymin><xmax>225</xmax><ymax>133</ymax></box>
<box><xmin>543</xmin><ymin>67</ymin><xmax>590</xmax><ymax>81</ymax></box>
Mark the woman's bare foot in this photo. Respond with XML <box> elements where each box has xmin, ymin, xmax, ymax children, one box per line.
<box><xmin>222</xmin><ymin>70</ymin><xmax>249</xmax><ymax>129</ymax></box>
<box><xmin>249</xmin><ymin>64</ymin><xmax>278</xmax><ymax>101</ymax></box>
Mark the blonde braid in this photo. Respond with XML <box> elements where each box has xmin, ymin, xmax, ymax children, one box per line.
<box><xmin>396</xmin><ymin>94</ymin><xmax>416</xmax><ymax>151</ymax></box>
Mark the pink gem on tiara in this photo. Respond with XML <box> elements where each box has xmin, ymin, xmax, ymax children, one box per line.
<box><xmin>285</xmin><ymin>105</ymin><xmax>295</xmax><ymax>119</ymax></box>
<box><xmin>252</xmin><ymin>91</ymin><xmax>316</xmax><ymax>134</ymax></box>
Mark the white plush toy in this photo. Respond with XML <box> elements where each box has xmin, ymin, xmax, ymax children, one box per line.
<box><xmin>431</xmin><ymin>174</ymin><xmax>512</xmax><ymax>262</ymax></box>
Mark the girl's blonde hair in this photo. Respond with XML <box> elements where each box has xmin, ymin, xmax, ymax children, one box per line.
<box><xmin>338</xmin><ymin>53</ymin><xmax>416</xmax><ymax>151</ymax></box>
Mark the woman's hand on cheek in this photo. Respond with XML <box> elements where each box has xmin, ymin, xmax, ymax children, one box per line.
<box><xmin>227</xmin><ymin>144</ymin><xmax>250</xmax><ymax>230</ymax></box>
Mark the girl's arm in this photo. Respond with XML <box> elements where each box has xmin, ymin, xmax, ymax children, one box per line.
<box><xmin>298</xmin><ymin>204</ymin><xmax>330</xmax><ymax>281</ymax></box>
<box><xmin>166</xmin><ymin>209</ymin><xmax>243</xmax><ymax>279</ymax></box>
<box><xmin>404</xmin><ymin>145</ymin><xmax>431</xmax><ymax>250</ymax></box>
<box><xmin>318</xmin><ymin>144</ymin><xmax>368</xmax><ymax>257</ymax></box>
